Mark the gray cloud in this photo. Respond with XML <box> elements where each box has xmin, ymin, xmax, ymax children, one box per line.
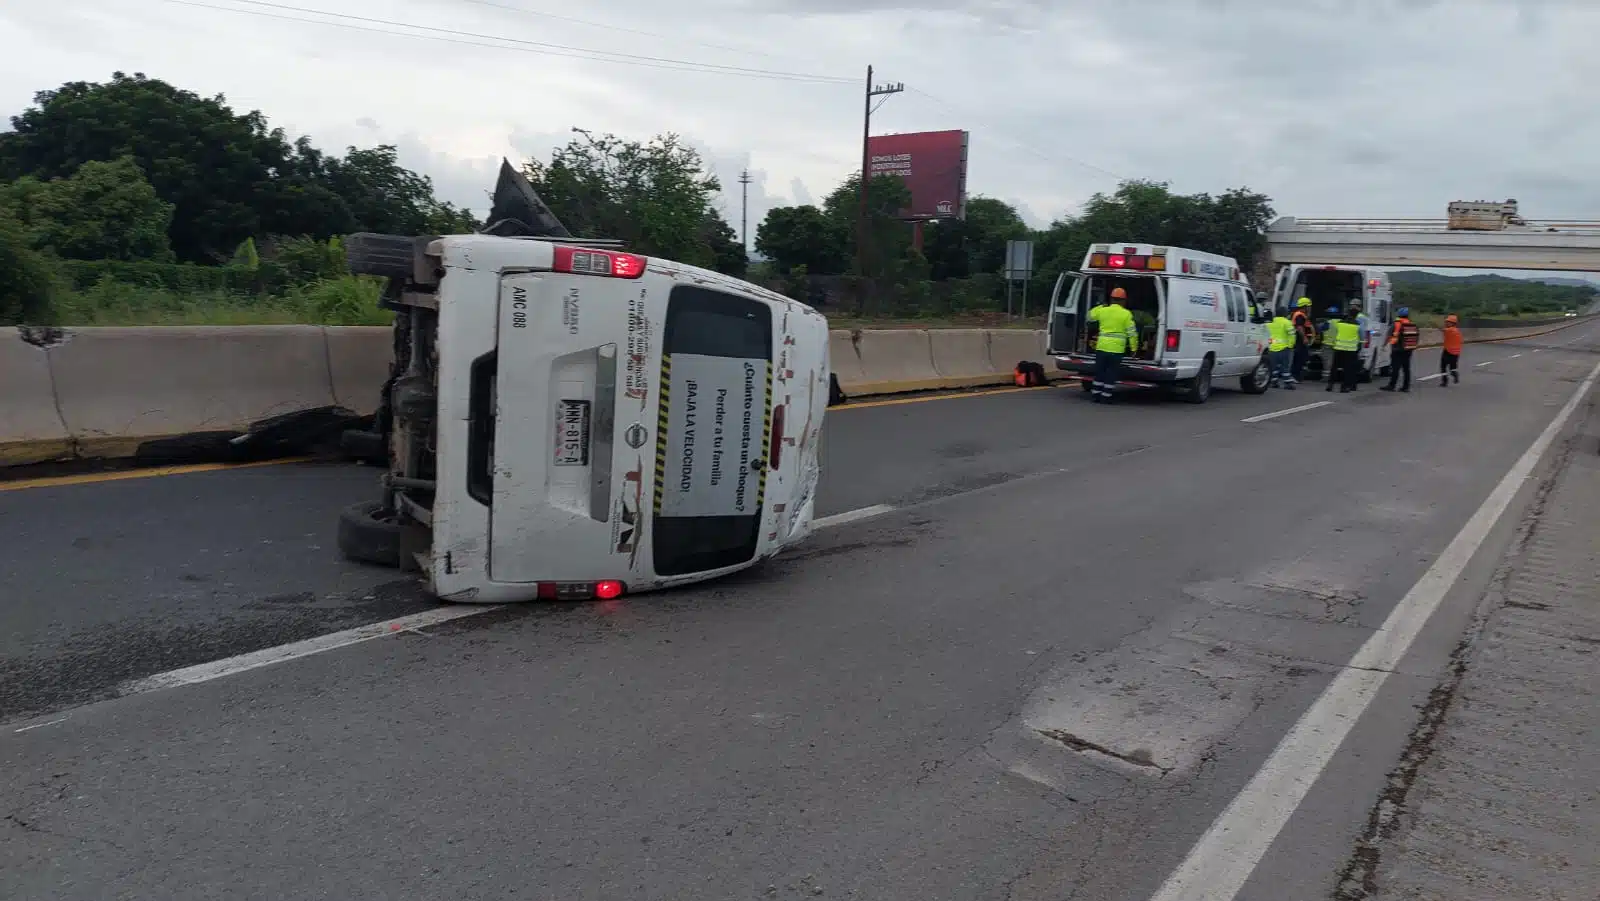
<box><xmin>4</xmin><ymin>0</ymin><xmax>1598</xmax><ymax>241</ymax></box>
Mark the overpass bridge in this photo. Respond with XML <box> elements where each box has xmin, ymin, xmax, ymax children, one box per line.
<box><xmin>1265</xmin><ymin>217</ymin><xmax>1600</xmax><ymax>271</ymax></box>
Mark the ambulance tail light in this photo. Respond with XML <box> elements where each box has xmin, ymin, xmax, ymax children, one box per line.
<box><xmin>552</xmin><ymin>245</ymin><xmax>647</xmax><ymax>279</ymax></box>
<box><xmin>1165</xmin><ymin>330</ymin><xmax>1181</xmax><ymax>352</ymax></box>
<box><xmin>536</xmin><ymin>580</ymin><xmax>628</xmax><ymax>601</ymax></box>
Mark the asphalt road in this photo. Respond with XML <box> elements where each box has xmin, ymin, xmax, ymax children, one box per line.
<box><xmin>4</xmin><ymin>319</ymin><xmax>1598</xmax><ymax>901</ymax></box>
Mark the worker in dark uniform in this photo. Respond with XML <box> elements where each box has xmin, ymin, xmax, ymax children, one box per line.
<box><xmin>1381</xmin><ymin>306</ymin><xmax>1421</xmax><ymax>392</ymax></box>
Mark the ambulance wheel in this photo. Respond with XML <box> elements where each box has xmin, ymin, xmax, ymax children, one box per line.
<box><xmin>1240</xmin><ymin>355</ymin><xmax>1271</xmax><ymax>395</ymax></box>
<box><xmin>1079</xmin><ymin>378</ymin><xmax>1094</xmax><ymax>393</ymax></box>
<box><xmin>338</xmin><ymin>500</ymin><xmax>402</xmax><ymax>568</ymax></box>
<box><xmin>1359</xmin><ymin>366</ymin><xmax>1374</xmax><ymax>384</ymax></box>
<box><xmin>1181</xmin><ymin>359</ymin><xmax>1214</xmax><ymax>404</ymax></box>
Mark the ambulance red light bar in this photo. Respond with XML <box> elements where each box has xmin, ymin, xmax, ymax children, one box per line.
<box><xmin>1090</xmin><ymin>252</ymin><xmax>1164</xmax><ymax>271</ymax></box>
<box><xmin>552</xmin><ymin>245</ymin><xmax>647</xmax><ymax>279</ymax></box>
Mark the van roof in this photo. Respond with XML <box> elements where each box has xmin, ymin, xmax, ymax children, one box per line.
<box><xmin>433</xmin><ymin>233</ymin><xmax>814</xmax><ymax>313</ymax></box>
<box><xmin>1081</xmin><ymin>242</ymin><xmax>1244</xmax><ymax>281</ymax></box>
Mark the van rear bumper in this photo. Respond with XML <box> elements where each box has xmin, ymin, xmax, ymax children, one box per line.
<box><xmin>1054</xmin><ymin>354</ymin><xmax>1179</xmax><ymax>384</ymax></box>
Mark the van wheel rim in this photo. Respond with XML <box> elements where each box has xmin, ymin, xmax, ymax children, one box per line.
<box><xmin>1253</xmin><ymin>361</ymin><xmax>1268</xmax><ymax>388</ymax></box>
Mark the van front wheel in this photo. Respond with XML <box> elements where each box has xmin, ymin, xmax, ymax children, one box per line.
<box><xmin>1180</xmin><ymin>359</ymin><xmax>1214</xmax><ymax>404</ymax></box>
<box><xmin>1240</xmin><ymin>356</ymin><xmax>1271</xmax><ymax>395</ymax></box>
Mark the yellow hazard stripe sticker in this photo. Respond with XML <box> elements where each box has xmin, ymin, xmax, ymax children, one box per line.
<box><xmin>756</xmin><ymin>360</ymin><xmax>773</xmax><ymax>509</ymax></box>
<box><xmin>653</xmin><ymin>354</ymin><xmax>671</xmax><ymax>515</ymax></box>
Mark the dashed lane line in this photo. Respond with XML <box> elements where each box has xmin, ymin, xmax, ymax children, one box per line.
<box><xmin>1240</xmin><ymin>401</ymin><xmax>1333</xmax><ymax>423</ymax></box>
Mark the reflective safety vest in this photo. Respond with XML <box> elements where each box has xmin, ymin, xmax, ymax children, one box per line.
<box><xmin>1390</xmin><ymin>318</ymin><xmax>1420</xmax><ymax>350</ymax></box>
<box><xmin>1291</xmin><ymin>309</ymin><xmax>1316</xmax><ymax>344</ymax></box>
<box><xmin>1331</xmin><ymin>320</ymin><xmax>1362</xmax><ymax>352</ymax></box>
<box><xmin>1268</xmin><ymin>316</ymin><xmax>1295</xmax><ymax>352</ymax></box>
<box><xmin>1090</xmin><ymin>303</ymin><xmax>1139</xmax><ymax>354</ymax></box>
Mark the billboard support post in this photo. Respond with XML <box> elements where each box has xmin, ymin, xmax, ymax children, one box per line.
<box><xmin>858</xmin><ymin>66</ymin><xmax>905</xmax><ymax>293</ymax></box>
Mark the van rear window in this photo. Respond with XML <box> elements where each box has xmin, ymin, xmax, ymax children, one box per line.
<box><xmin>653</xmin><ymin>286</ymin><xmax>774</xmax><ymax>577</ymax></box>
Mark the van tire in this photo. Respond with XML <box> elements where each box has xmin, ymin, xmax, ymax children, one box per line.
<box><xmin>345</xmin><ymin>233</ymin><xmax>416</xmax><ymax>279</ymax></box>
<box><xmin>338</xmin><ymin>500</ymin><xmax>403</xmax><ymax>568</ymax></box>
<box><xmin>1240</xmin><ymin>355</ymin><xmax>1271</xmax><ymax>394</ymax></box>
<box><xmin>1181</xmin><ymin>359</ymin><xmax>1214</xmax><ymax>404</ymax></box>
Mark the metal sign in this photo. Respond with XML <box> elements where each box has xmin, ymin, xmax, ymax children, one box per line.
<box><xmin>1004</xmin><ymin>240</ymin><xmax>1035</xmax><ymax>281</ymax></box>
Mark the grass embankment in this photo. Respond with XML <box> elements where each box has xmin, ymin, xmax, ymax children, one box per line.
<box><xmin>45</xmin><ymin>275</ymin><xmax>393</xmax><ymax>327</ymax></box>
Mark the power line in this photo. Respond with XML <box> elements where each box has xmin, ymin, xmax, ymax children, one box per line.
<box><xmin>906</xmin><ymin>87</ymin><xmax>1130</xmax><ymax>183</ymax></box>
<box><xmin>163</xmin><ymin>0</ymin><xmax>857</xmax><ymax>84</ymax></box>
<box><xmin>450</xmin><ymin>0</ymin><xmax>788</xmax><ymax>64</ymax></box>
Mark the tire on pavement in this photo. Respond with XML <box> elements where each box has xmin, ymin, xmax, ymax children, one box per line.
<box><xmin>1240</xmin><ymin>354</ymin><xmax>1271</xmax><ymax>395</ymax></box>
<box><xmin>1180</xmin><ymin>358</ymin><xmax>1214</xmax><ymax>404</ymax></box>
<box><xmin>338</xmin><ymin>500</ymin><xmax>402</xmax><ymax>568</ymax></box>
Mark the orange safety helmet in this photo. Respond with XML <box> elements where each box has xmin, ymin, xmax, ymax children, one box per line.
<box><xmin>1444</xmin><ymin>314</ymin><xmax>1459</xmax><ymax>325</ymax></box>
<box><xmin>1110</xmin><ymin>287</ymin><xmax>1128</xmax><ymax>300</ymax></box>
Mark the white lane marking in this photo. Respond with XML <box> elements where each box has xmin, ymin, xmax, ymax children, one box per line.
<box><xmin>813</xmin><ymin>504</ymin><xmax>895</xmax><ymax>529</ymax></box>
<box><xmin>1533</xmin><ymin>349</ymin><xmax>1542</xmax><ymax>353</ymax></box>
<box><xmin>1148</xmin><ymin>357</ymin><xmax>1600</xmax><ymax>901</ymax></box>
<box><xmin>1476</xmin><ymin>361</ymin><xmax>1494</xmax><ymax>367</ymax></box>
<box><xmin>110</xmin><ymin>504</ymin><xmax>898</xmax><ymax>700</ymax></box>
<box><xmin>1418</xmin><ymin>373</ymin><xmax>1443</xmax><ymax>382</ymax></box>
<box><xmin>117</xmin><ymin>605</ymin><xmax>496</xmax><ymax>695</ymax></box>
<box><xmin>1509</xmin><ymin>353</ymin><xmax>1523</xmax><ymax>359</ymax></box>
<box><xmin>1240</xmin><ymin>401</ymin><xmax>1332</xmax><ymax>423</ymax></box>
<box><xmin>13</xmin><ymin>716</ymin><xmax>69</xmax><ymax>734</ymax></box>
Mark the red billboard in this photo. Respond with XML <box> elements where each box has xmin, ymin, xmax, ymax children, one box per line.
<box><xmin>866</xmin><ymin>129</ymin><xmax>969</xmax><ymax>221</ymax></box>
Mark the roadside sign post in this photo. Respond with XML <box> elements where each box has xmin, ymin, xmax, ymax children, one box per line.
<box><xmin>1004</xmin><ymin>240</ymin><xmax>1035</xmax><ymax>318</ymax></box>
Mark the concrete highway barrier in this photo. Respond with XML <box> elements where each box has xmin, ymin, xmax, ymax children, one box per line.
<box><xmin>0</xmin><ymin>335</ymin><xmax>71</xmax><ymax>466</ymax></box>
<box><xmin>325</xmin><ymin>326</ymin><xmax>392</xmax><ymax>412</ymax></box>
<box><xmin>852</xmin><ymin>328</ymin><xmax>946</xmax><ymax>394</ymax></box>
<box><xmin>929</xmin><ymin>329</ymin><xmax>1002</xmax><ymax>388</ymax></box>
<box><xmin>47</xmin><ymin>326</ymin><xmax>338</xmax><ymax>460</ymax></box>
<box><xmin>2</xmin><ymin>316</ymin><xmax>1592</xmax><ymax>466</ymax></box>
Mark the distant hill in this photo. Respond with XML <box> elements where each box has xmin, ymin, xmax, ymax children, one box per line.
<box><xmin>1388</xmin><ymin>270</ymin><xmax>1599</xmax><ymax>289</ymax></box>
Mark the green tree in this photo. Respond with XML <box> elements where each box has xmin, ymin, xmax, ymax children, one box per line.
<box><xmin>524</xmin><ymin>131</ymin><xmax>722</xmax><ymax>267</ymax></box>
<box><xmin>821</xmin><ymin>172</ymin><xmax>914</xmax><ymax>277</ymax></box>
<box><xmin>0</xmin><ymin>73</ymin><xmax>480</xmax><ymax>260</ymax></box>
<box><xmin>0</xmin><ymin>209</ymin><xmax>57</xmax><ymax>324</ymax></box>
<box><xmin>322</xmin><ymin>144</ymin><xmax>478</xmax><ymax>237</ymax></box>
<box><xmin>755</xmin><ymin>204</ymin><xmax>848</xmax><ymax>275</ymax></box>
<box><xmin>0</xmin><ymin>157</ymin><xmax>176</xmax><ymax>261</ymax></box>
<box><xmin>703</xmin><ymin>209</ymin><xmax>747</xmax><ymax>278</ymax></box>
<box><xmin>922</xmin><ymin>196</ymin><xmax>1031</xmax><ymax>280</ymax></box>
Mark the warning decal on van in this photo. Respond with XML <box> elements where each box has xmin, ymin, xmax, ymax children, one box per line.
<box><xmin>655</xmin><ymin>353</ymin><xmax>771</xmax><ymax>518</ymax></box>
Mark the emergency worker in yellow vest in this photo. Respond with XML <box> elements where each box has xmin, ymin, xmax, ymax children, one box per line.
<box><xmin>1087</xmin><ymin>286</ymin><xmax>1139</xmax><ymax>403</ymax></box>
<box><xmin>1267</xmin><ymin>308</ymin><xmax>1297</xmax><ymax>389</ymax></box>
<box><xmin>1324</xmin><ymin>307</ymin><xmax>1364</xmax><ymax>394</ymax></box>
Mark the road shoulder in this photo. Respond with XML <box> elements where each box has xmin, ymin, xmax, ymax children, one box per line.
<box><xmin>1336</xmin><ymin>398</ymin><xmax>1600</xmax><ymax>900</ymax></box>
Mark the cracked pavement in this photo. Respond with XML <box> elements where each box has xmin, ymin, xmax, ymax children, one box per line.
<box><xmin>3</xmin><ymin>326</ymin><xmax>1599</xmax><ymax>900</ymax></box>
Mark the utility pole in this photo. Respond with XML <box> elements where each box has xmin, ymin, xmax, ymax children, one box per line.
<box><xmin>738</xmin><ymin>169</ymin><xmax>752</xmax><ymax>253</ymax></box>
<box><xmin>857</xmin><ymin>65</ymin><xmax>904</xmax><ymax>288</ymax></box>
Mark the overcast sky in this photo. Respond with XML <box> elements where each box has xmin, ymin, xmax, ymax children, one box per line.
<box><xmin>4</xmin><ymin>0</ymin><xmax>1598</xmax><ymax>250</ymax></box>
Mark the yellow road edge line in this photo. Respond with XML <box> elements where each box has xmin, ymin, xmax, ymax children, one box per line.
<box><xmin>0</xmin><ymin>456</ymin><xmax>318</xmax><ymax>493</ymax></box>
<box><xmin>837</xmin><ymin>382</ymin><xmax>1063</xmax><ymax>410</ymax></box>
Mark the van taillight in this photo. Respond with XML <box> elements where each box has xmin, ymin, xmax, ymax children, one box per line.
<box><xmin>552</xmin><ymin>245</ymin><xmax>647</xmax><ymax>279</ymax></box>
<box><xmin>536</xmin><ymin>581</ymin><xmax>627</xmax><ymax>601</ymax></box>
<box><xmin>1165</xmin><ymin>330</ymin><xmax>1181</xmax><ymax>351</ymax></box>
<box><xmin>768</xmin><ymin>404</ymin><xmax>785</xmax><ymax>471</ymax></box>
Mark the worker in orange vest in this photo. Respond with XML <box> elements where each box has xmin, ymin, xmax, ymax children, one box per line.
<box><xmin>1439</xmin><ymin>314</ymin><xmax>1463</xmax><ymax>387</ymax></box>
<box><xmin>1381</xmin><ymin>306</ymin><xmax>1421</xmax><ymax>392</ymax></box>
<box><xmin>1290</xmin><ymin>298</ymin><xmax>1316</xmax><ymax>382</ymax></box>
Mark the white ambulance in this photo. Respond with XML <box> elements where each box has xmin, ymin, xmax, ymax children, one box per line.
<box><xmin>1267</xmin><ymin>264</ymin><xmax>1395</xmax><ymax>382</ymax></box>
<box><xmin>336</xmin><ymin>220</ymin><xmax>830</xmax><ymax>603</ymax></box>
<box><xmin>1046</xmin><ymin>243</ymin><xmax>1272</xmax><ymax>403</ymax></box>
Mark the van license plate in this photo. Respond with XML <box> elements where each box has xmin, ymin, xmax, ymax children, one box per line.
<box><xmin>554</xmin><ymin>399</ymin><xmax>591</xmax><ymax>466</ymax></box>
